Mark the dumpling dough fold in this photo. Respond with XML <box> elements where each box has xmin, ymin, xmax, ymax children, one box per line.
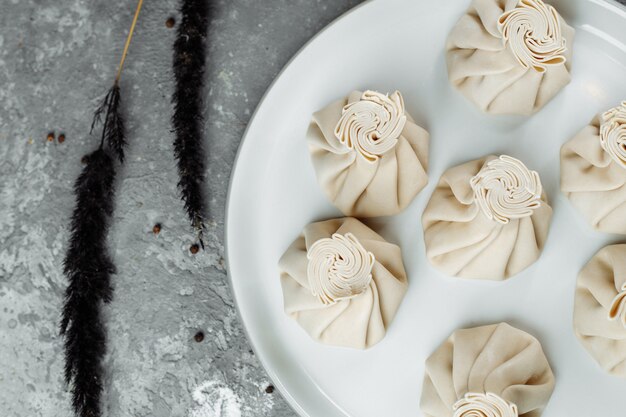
<box><xmin>420</xmin><ymin>322</ymin><xmax>555</xmax><ymax>417</ymax></box>
<box><xmin>446</xmin><ymin>0</ymin><xmax>575</xmax><ymax>115</ymax></box>
<box><xmin>278</xmin><ymin>217</ymin><xmax>408</xmax><ymax>349</ymax></box>
<box><xmin>561</xmin><ymin>103</ymin><xmax>626</xmax><ymax>234</ymax></box>
<box><xmin>307</xmin><ymin>90</ymin><xmax>429</xmax><ymax>217</ymax></box>
<box><xmin>574</xmin><ymin>244</ymin><xmax>626</xmax><ymax>376</ymax></box>
<box><xmin>422</xmin><ymin>155</ymin><xmax>552</xmax><ymax>280</ymax></box>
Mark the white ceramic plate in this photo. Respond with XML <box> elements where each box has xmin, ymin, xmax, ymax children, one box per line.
<box><xmin>226</xmin><ymin>0</ymin><xmax>626</xmax><ymax>415</ymax></box>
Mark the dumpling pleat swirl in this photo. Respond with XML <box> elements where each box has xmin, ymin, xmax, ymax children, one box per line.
<box><xmin>498</xmin><ymin>0</ymin><xmax>567</xmax><ymax>73</ymax></box>
<box><xmin>470</xmin><ymin>155</ymin><xmax>542</xmax><ymax>225</ymax></box>
<box><xmin>453</xmin><ymin>393</ymin><xmax>518</xmax><ymax>417</ymax></box>
<box><xmin>600</xmin><ymin>101</ymin><xmax>626</xmax><ymax>169</ymax></box>
<box><xmin>306</xmin><ymin>233</ymin><xmax>375</xmax><ymax>305</ymax></box>
<box><xmin>334</xmin><ymin>90</ymin><xmax>407</xmax><ymax>162</ymax></box>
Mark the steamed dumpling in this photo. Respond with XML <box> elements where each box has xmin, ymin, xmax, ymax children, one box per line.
<box><xmin>574</xmin><ymin>244</ymin><xmax>626</xmax><ymax>376</ymax></box>
<box><xmin>420</xmin><ymin>322</ymin><xmax>556</xmax><ymax>417</ymax></box>
<box><xmin>446</xmin><ymin>0</ymin><xmax>575</xmax><ymax>115</ymax></box>
<box><xmin>278</xmin><ymin>217</ymin><xmax>408</xmax><ymax>349</ymax></box>
<box><xmin>307</xmin><ymin>90</ymin><xmax>429</xmax><ymax>217</ymax></box>
<box><xmin>561</xmin><ymin>102</ymin><xmax>626</xmax><ymax>234</ymax></box>
<box><xmin>422</xmin><ymin>155</ymin><xmax>552</xmax><ymax>280</ymax></box>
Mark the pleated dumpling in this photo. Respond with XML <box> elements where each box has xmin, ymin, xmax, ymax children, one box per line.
<box><xmin>446</xmin><ymin>0</ymin><xmax>575</xmax><ymax>115</ymax></box>
<box><xmin>561</xmin><ymin>102</ymin><xmax>626</xmax><ymax>234</ymax></box>
<box><xmin>420</xmin><ymin>323</ymin><xmax>556</xmax><ymax>417</ymax></box>
<box><xmin>422</xmin><ymin>155</ymin><xmax>552</xmax><ymax>280</ymax></box>
<box><xmin>307</xmin><ymin>90</ymin><xmax>429</xmax><ymax>217</ymax></box>
<box><xmin>278</xmin><ymin>217</ymin><xmax>408</xmax><ymax>349</ymax></box>
<box><xmin>574</xmin><ymin>244</ymin><xmax>626</xmax><ymax>376</ymax></box>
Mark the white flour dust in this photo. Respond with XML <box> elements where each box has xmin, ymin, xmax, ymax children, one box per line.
<box><xmin>189</xmin><ymin>380</ymin><xmax>242</xmax><ymax>417</ymax></box>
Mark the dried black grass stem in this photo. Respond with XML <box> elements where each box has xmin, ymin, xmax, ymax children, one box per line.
<box><xmin>61</xmin><ymin>148</ymin><xmax>116</xmax><ymax>417</ymax></box>
<box><xmin>172</xmin><ymin>0</ymin><xmax>213</xmax><ymax>248</ymax></box>
<box><xmin>61</xmin><ymin>1</ymin><xmax>143</xmax><ymax>416</ymax></box>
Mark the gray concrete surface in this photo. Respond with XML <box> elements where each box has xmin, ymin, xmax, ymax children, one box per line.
<box><xmin>0</xmin><ymin>1</ymin><xmax>362</xmax><ymax>416</ymax></box>
<box><xmin>2</xmin><ymin>0</ymin><xmax>625</xmax><ymax>416</ymax></box>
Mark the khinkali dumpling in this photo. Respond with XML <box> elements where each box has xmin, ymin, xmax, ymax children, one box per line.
<box><xmin>278</xmin><ymin>217</ymin><xmax>408</xmax><ymax>349</ymax></box>
<box><xmin>561</xmin><ymin>102</ymin><xmax>626</xmax><ymax>234</ymax></box>
<box><xmin>574</xmin><ymin>244</ymin><xmax>626</xmax><ymax>376</ymax></box>
<box><xmin>307</xmin><ymin>90</ymin><xmax>429</xmax><ymax>217</ymax></box>
<box><xmin>422</xmin><ymin>155</ymin><xmax>552</xmax><ymax>280</ymax></box>
<box><xmin>446</xmin><ymin>0</ymin><xmax>575</xmax><ymax>115</ymax></box>
<box><xmin>420</xmin><ymin>322</ymin><xmax>556</xmax><ymax>417</ymax></box>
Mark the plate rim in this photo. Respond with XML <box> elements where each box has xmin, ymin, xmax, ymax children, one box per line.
<box><xmin>224</xmin><ymin>1</ymin><xmax>626</xmax><ymax>416</ymax></box>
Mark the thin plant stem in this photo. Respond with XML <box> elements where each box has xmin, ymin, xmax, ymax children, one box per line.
<box><xmin>115</xmin><ymin>0</ymin><xmax>144</xmax><ymax>83</ymax></box>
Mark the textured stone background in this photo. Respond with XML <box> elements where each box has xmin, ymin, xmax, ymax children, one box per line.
<box><xmin>2</xmin><ymin>1</ymin><xmax>625</xmax><ymax>417</ymax></box>
<box><xmin>0</xmin><ymin>0</ymin><xmax>362</xmax><ymax>416</ymax></box>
